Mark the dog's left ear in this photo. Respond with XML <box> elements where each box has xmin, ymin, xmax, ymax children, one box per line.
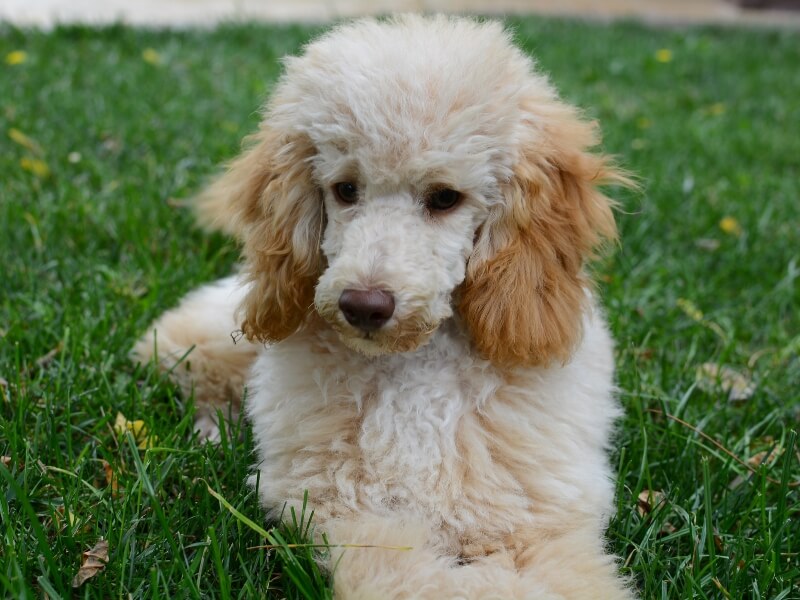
<box><xmin>458</xmin><ymin>100</ymin><xmax>632</xmax><ymax>368</ymax></box>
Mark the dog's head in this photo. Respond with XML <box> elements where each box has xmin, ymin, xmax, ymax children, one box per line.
<box><xmin>197</xmin><ymin>16</ymin><xmax>630</xmax><ymax>367</ymax></box>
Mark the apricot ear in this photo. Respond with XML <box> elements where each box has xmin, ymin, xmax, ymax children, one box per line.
<box><xmin>194</xmin><ymin>126</ymin><xmax>323</xmax><ymax>342</ymax></box>
<box><xmin>459</xmin><ymin>107</ymin><xmax>630</xmax><ymax>367</ymax></box>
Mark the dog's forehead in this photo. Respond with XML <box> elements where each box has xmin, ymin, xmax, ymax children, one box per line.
<box><xmin>268</xmin><ymin>17</ymin><xmax>547</xmax><ymax>184</ymax></box>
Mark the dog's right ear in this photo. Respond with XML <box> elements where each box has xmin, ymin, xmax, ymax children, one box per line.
<box><xmin>194</xmin><ymin>126</ymin><xmax>324</xmax><ymax>343</ymax></box>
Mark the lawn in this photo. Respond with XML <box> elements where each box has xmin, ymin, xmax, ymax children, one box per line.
<box><xmin>1</xmin><ymin>16</ymin><xmax>798</xmax><ymax>599</ymax></box>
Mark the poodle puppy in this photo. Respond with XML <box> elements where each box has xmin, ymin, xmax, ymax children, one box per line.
<box><xmin>134</xmin><ymin>15</ymin><xmax>634</xmax><ymax>599</ymax></box>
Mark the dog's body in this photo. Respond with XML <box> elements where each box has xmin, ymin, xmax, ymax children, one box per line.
<box><xmin>134</xmin><ymin>15</ymin><xmax>633</xmax><ymax>598</ymax></box>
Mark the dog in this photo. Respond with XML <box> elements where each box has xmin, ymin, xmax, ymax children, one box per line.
<box><xmin>133</xmin><ymin>15</ymin><xmax>634</xmax><ymax>598</ymax></box>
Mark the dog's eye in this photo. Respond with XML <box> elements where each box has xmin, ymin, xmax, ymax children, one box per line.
<box><xmin>333</xmin><ymin>182</ymin><xmax>359</xmax><ymax>204</ymax></box>
<box><xmin>426</xmin><ymin>188</ymin><xmax>462</xmax><ymax>212</ymax></box>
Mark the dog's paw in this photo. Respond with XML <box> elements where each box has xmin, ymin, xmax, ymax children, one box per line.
<box><xmin>194</xmin><ymin>413</ymin><xmax>222</xmax><ymax>444</ymax></box>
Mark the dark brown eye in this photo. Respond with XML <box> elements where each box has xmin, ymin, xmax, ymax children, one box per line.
<box><xmin>426</xmin><ymin>188</ymin><xmax>461</xmax><ymax>212</ymax></box>
<box><xmin>333</xmin><ymin>182</ymin><xmax>359</xmax><ymax>204</ymax></box>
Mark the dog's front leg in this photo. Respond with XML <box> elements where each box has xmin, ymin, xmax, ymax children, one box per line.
<box><xmin>132</xmin><ymin>276</ymin><xmax>258</xmax><ymax>441</ymax></box>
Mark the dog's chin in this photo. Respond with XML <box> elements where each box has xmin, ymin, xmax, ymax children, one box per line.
<box><xmin>333</xmin><ymin>324</ymin><xmax>438</xmax><ymax>357</ymax></box>
<box><xmin>337</xmin><ymin>332</ymin><xmax>429</xmax><ymax>357</ymax></box>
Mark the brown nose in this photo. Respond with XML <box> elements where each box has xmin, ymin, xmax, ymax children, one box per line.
<box><xmin>338</xmin><ymin>289</ymin><xmax>395</xmax><ymax>332</ymax></box>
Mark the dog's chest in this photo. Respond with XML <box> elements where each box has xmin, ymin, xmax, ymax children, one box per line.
<box><xmin>355</xmin><ymin>367</ymin><xmax>470</xmax><ymax>499</ymax></box>
<box><xmin>248</xmin><ymin>327</ymin><xmax>504</xmax><ymax>519</ymax></box>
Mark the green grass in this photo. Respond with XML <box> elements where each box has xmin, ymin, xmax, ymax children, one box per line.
<box><xmin>1</xmin><ymin>17</ymin><xmax>798</xmax><ymax>599</ymax></box>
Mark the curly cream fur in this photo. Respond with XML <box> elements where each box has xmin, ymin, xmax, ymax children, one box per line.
<box><xmin>133</xmin><ymin>15</ymin><xmax>635</xmax><ymax>598</ymax></box>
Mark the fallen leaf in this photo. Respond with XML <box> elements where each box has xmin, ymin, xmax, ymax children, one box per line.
<box><xmin>5</xmin><ymin>50</ymin><xmax>27</xmax><ymax>65</ymax></box>
<box><xmin>142</xmin><ymin>48</ymin><xmax>162</xmax><ymax>65</ymax></box>
<box><xmin>659</xmin><ymin>521</ymin><xmax>677</xmax><ymax>536</ymax></box>
<box><xmin>747</xmin><ymin>447</ymin><xmax>784</xmax><ymax>469</ymax></box>
<box><xmin>708</xmin><ymin>103</ymin><xmax>726</xmax><ymax>116</ymax></box>
<box><xmin>696</xmin><ymin>363</ymin><xmax>755</xmax><ymax>402</ymax></box>
<box><xmin>677</xmin><ymin>298</ymin><xmax>704</xmax><ymax>322</ymax></box>
<box><xmin>20</xmin><ymin>157</ymin><xmax>50</xmax><ymax>177</ymax></box>
<box><xmin>1</xmin><ymin>456</ymin><xmax>11</xmax><ymax>468</ymax></box>
<box><xmin>655</xmin><ymin>49</ymin><xmax>673</xmax><ymax>63</ymax></box>
<box><xmin>114</xmin><ymin>412</ymin><xmax>157</xmax><ymax>449</ymax></box>
<box><xmin>719</xmin><ymin>216</ymin><xmax>743</xmax><ymax>237</ymax></box>
<box><xmin>36</xmin><ymin>342</ymin><xmax>62</xmax><ymax>369</ymax></box>
<box><xmin>71</xmin><ymin>539</ymin><xmax>109</xmax><ymax>588</ymax></box>
<box><xmin>636</xmin><ymin>489</ymin><xmax>666</xmax><ymax>516</ymax></box>
<box><xmin>729</xmin><ymin>439</ymin><xmax>795</xmax><ymax>488</ymax></box>
<box><xmin>8</xmin><ymin>128</ymin><xmax>43</xmax><ymax>155</ymax></box>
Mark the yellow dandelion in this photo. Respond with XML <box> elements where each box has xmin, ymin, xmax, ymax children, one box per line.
<box><xmin>141</xmin><ymin>48</ymin><xmax>162</xmax><ymax>65</ymax></box>
<box><xmin>719</xmin><ymin>216</ymin><xmax>743</xmax><ymax>237</ymax></box>
<box><xmin>655</xmin><ymin>49</ymin><xmax>673</xmax><ymax>63</ymax></box>
<box><xmin>20</xmin><ymin>157</ymin><xmax>50</xmax><ymax>177</ymax></box>
<box><xmin>5</xmin><ymin>50</ymin><xmax>27</xmax><ymax>65</ymax></box>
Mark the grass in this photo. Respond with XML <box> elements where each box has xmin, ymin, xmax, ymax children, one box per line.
<box><xmin>1</xmin><ymin>16</ymin><xmax>798</xmax><ymax>599</ymax></box>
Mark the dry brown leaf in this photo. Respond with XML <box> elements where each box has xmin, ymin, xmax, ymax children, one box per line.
<box><xmin>696</xmin><ymin>363</ymin><xmax>755</xmax><ymax>402</ymax></box>
<box><xmin>35</xmin><ymin>343</ymin><xmax>62</xmax><ymax>369</ymax></box>
<box><xmin>71</xmin><ymin>539</ymin><xmax>109</xmax><ymax>588</ymax></box>
<box><xmin>659</xmin><ymin>521</ymin><xmax>677</xmax><ymax>536</ymax></box>
<box><xmin>636</xmin><ymin>489</ymin><xmax>666</xmax><ymax>516</ymax></box>
<box><xmin>747</xmin><ymin>447</ymin><xmax>784</xmax><ymax>469</ymax></box>
<box><xmin>729</xmin><ymin>446</ymin><xmax>785</xmax><ymax>489</ymax></box>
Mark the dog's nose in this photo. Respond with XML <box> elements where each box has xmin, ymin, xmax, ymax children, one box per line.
<box><xmin>338</xmin><ymin>289</ymin><xmax>395</xmax><ymax>332</ymax></box>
